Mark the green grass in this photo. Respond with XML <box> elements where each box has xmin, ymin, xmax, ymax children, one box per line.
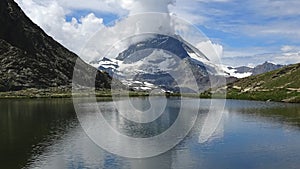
<box><xmin>224</xmin><ymin>63</ymin><xmax>300</xmax><ymax>103</ymax></box>
<box><xmin>0</xmin><ymin>88</ymin><xmax>157</xmax><ymax>99</ymax></box>
<box><xmin>0</xmin><ymin>88</ymin><xmax>208</xmax><ymax>100</ymax></box>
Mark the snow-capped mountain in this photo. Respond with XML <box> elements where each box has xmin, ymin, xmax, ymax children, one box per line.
<box><xmin>222</xmin><ymin>61</ymin><xmax>284</xmax><ymax>79</ymax></box>
<box><xmin>91</xmin><ymin>34</ymin><xmax>226</xmax><ymax>92</ymax></box>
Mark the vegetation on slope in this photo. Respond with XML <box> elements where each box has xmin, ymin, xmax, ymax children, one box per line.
<box><xmin>0</xmin><ymin>0</ymin><xmax>112</xmax><ymax>91</ymax></box>
<box><xmin>226</xmin><ymin>63</ymin><xmax>300</xmax><ymax>103</ymax></box>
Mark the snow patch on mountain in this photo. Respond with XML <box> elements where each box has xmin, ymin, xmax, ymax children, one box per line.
<box><xmin>220</xmin><ymin>65</ymin><xmax>253</xmax><ymax>78</ymax></box>
<box><xmin>90</xmin><ymin>34</ymin><xmax>228</xmax><ymax>92</ymax></box>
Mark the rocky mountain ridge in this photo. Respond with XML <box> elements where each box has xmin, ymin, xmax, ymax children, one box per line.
<box><xmin>92</xmin><ymin>34</ymin><xmax>227</xmax><ymax>92</ymax></box>
<box><xmin>0</xmin><ymin>0</ymin><xmax>112</xmax><ymax>91</ymax></box>
<box><xmin>225</xmin><ymin>61</ymin><xmax>284</xmax><ymax>78</ymax></box>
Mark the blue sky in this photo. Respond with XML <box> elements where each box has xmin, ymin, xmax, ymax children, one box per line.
<box><xmin>15</xmin><ymin>0</ymin><xmax>300</xmax><ymax>66</ymax></box>
<box><xmin>186</xmin><ymin>0</ymin><xmax>300</xmax><ymax>56</ymax></box>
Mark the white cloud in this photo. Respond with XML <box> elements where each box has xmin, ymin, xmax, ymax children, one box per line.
<box><xmin>15</xmin><ymin>0</ymin><xmax>105</xmax><ymax>55</ymax></box>
<box><xmin>277</xmin><ymin>52</ymin><xmax>300</xmax><ymax>64</ymax></box>
<box><xmin>170</xmin><ymin>0</ymin><xmax>300</xmax><ymax>42</ymax></box>
<box><xmin>169</xmin><ymin>0</ymin><xmax>207</xmax><ymax>24</ymax></box>
<box><xmin>56</xmin><ymin>0</ymin><xmax>176</xmax><ymax>16</ymax></box>
<box><xmin>281</xmin><ymin>45</ymin><xmax>300</xmax><ymax>53</ymax></box>
<box><xmin>14</xmin><ymin>0</ymin><xmax>300</xmax><ymax>66</ymax></box>
<box><xmin>16</xmin><ymin>0</ymin><xmax>125</xmax><ymax>16</ymax></box>
<box><xmin>222</xmin><ymin>51</ymin><xmax>300</xmax><ymax>67</ymax></box>
<box><xmin>222</xmin><ymin>44</ymin><xmax>300</xmax><ymax>66</ymax></box>
<box><xmin>196</xmin><ymin>41</ymin><xmax>223</xmax><ymax>63</ymax></box>
<box><xmin>238</xmin><ymin>21</ymin><xmax>300</xmax><ymax>41</ymax></box>
<box><xmin>247</xmin><ymin>0</ymin><xmax>300</xmax><ymax>17</ymax></box>
<box><xmin>15</xmin><ymin>0</ymin><xmax>179</xmax><ymax>62</ymax></box>
<box><xmin>125</xmin><ymin>0</ymin><xmax>175</xmax><ymax>15</ymax></box>
<box><xmin>49</xmin><ymin>0</ymin><xmax>128</xmax><ymax>16</ymax></box>
<box><xmin>80</xmin><ymin>14</ymin><xmax>175</xmax><ymax>62</ymax></box>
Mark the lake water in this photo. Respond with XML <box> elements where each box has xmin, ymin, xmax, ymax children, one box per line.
<box><xmin>1</xmin><ymin>98</ymin><xmax>300</xmax><ymax>169</ymax></box>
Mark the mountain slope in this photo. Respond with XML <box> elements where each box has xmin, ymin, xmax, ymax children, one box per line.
<box><xmin>93</xmin><ymin>34</ymin><xmax>226</xmax><ymax>92</ymax></box>
<box><xmin>225</xmin><ymin>62</ymin><xmax>284</xmax><ymax>78</ymax></box>
<box><xmin>251</xmin><ymin>61</ymin><xmax>284</xmax><ymax>75</ymax></box>
<box><xmin>0</xmin><ymin>0</ymin><xmax>111</xmax><ymax>91</ymax></box>
<box><xmin>226</xmin><ymin>63</ymin><xmax>300</xmax><ymax>103</ymax></box>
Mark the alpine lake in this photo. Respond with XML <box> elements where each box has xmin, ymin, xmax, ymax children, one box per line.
<box><xmin>1</xmin><ymin>97</ymin><xmax>300</xmax><ymax>169</ymax></box>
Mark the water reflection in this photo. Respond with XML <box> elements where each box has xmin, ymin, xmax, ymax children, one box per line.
<box><xmin>0</xmin><ymin>99</ymin><xmax>300</xmax><ymax>169</ymax></box>
<box><xmin>0</xmin><ymin>99</ymin><xmax>76</xmax><ymax>169</ymax></box>
<box><xmin>100</xmin><ymin>97</ymin><xmax>180</xmax><ymax>138</ymax></box>
<box><xmin>74</xmin><ymin>97</ymin><xmax>203</xmax><ymax>158</ymax></box>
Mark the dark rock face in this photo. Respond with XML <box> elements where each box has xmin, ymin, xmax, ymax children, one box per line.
<box><xmin>0</xmin><ymin>0</ymin><xmax>111</xmax><ymax>91</ymax></box>
<box><xmin>94</xmin><ymin>34</ymin><xmax>225</xmax><ymax>92</ymax></box>
<box><xmin>116</xmin><ymin>34</ymin><xmax>201</xmax><ymax>61</ymax></box>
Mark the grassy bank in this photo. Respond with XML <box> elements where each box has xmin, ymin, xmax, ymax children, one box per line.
<box><xmin>1</xmin><ymin>83</ymin><xmax>299</xmax><ymax>104</ymax></box>
<box><xmin>0</xmin><ymin>88</ymin><xmax>152</xmax><ymax>99</ymax></box>
<box><xmin>223</xmin><ymin>63</ymin><xmax>300</xmax><ymax>103</ymax></box>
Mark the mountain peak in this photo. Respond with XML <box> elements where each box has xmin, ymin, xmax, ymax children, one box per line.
<box><xmin>94</xmin><ymin>34</ymin><xmax>223</xmax><ymax>92</ymax></box>
<box><xmin>252</xmin><ymin>61</ymin><xmax>284</xmax><ymax>75</ymax></box>
<box><xmin>226</xmin><ymin>61</ymin><xmax>285</xmax><ymax>78</ymax></box>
